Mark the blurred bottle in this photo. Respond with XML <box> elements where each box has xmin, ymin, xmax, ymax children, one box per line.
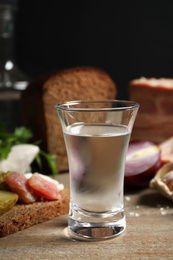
<box><xmin>0</xmin><ymin>0</ymin><xmax>29</xmax><ymax>132</ymax></box>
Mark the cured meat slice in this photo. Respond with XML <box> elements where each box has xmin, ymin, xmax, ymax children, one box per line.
<box><xmin>5</xmin><ymin>172</ymin><xmax>37</xmax><ymax>203</ymax></box>
<box><xmin>129</xmin><ymin>77</ymin><xmax>173</xmax><ymax>143</ymax></box>
<box><xmin>27</xmin><ymin>173</ymin><xmax>61</xmax><ymax>200</ymax></box>
<box><xmin>159</xmin><ymin>137</ymin><xmax>173</xmax><ymax>164</ymax></box>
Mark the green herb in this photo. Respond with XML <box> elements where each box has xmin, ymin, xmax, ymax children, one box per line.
<box><xmin>14</xmin><ymin>127</ymin><xmax>33</xmax><ymax>143</ymax></box>
<box><xmin>0</xmin><ymin>123</ymin><xmax>58</xmax><ymax>175</ymax></box>
<box><xmin>38</xmin><ymin>151</ymin><xmax>58</xmax><ymax>177</ymax></box>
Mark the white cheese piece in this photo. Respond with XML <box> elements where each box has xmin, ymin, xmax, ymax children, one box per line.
<box><xmin>0</xmin><ymin>144</ymin><xmax>39</xmax><ymax>173</ymax></box>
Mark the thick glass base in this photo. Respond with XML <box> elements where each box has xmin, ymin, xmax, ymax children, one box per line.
<box><xmin>68</xmin><ymin>204</ymin><xmax>126</xmax><ymax>240</ymax></box>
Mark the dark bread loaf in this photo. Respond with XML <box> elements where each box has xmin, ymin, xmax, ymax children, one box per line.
<box><xmin>0</xmin><ymin>188</ymin><xmax>70</xmax><ymax>237</ymax></box>
<box><xmin>129</xmin><ymin>77</ymin><xmax>173</xmax><ymax>143</ymax></box>
<box><xmin>21</xmin><ymin>67</ymin><xmax>117</xmax><ymax>172</ymax></box>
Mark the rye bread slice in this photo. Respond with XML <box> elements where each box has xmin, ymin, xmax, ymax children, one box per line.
<box><xmin>0</xmin><ymin>188</ymin><xmax>70</xmax><ymax>238</ymax></box>
<box><xmin>21</xmin><ymin>67</ymin><xmax>117</xmax><ymax>172</ymax></box>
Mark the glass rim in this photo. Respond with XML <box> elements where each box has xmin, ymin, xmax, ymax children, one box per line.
<box><xmin>55</xmin><ymin>100</ymin><xmax>140</xmax><ymax>112</ymax></box>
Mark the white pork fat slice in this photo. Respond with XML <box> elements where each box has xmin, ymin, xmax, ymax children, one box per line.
<box><xmin>0</xmin><ymin>144</ymin><xmax>39</xmax><ymax>173</ymax></box>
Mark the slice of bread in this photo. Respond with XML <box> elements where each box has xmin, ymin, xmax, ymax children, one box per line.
<box><xmin>21</xmin><ymin>67</ymin><xmax>117</xmax><ymax>172</ymax></box>
<box><xmin>0</xmin><ymin>188</ymin><xmax>70</xmax><ymax>238</ymax></box>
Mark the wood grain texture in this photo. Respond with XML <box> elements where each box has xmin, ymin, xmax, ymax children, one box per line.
<box><xmin>0</xmin><ymin>173</ymin><xmax>173</xmax><ymax>260</ymax></box>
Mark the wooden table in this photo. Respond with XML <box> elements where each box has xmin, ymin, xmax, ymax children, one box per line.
<box><xmin>0</xmin><ymin>173</ymin><xmax>173</xmax><ymax>260</ymax></box>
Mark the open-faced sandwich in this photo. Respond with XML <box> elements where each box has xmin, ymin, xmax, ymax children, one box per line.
<box><xmin>0</xmin><ymin>171</ymin><xmax>69</xmax><ymax>237</ymax></box>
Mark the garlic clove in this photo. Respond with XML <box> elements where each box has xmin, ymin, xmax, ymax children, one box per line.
<box><xmin>150</xmin><ymin>162</ymin><xmax>173</xmax><ymax>201</ymax></box>
<box><xmin>161</xmin><ymin>170</ymin><xmax>173</xmax><ymax>191</ymax></box>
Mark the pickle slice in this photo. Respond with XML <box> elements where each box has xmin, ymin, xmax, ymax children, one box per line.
<box><xmin>0</xmin><ymin>171</ymin><xmax>11</xmax><ymax>190</ymax></box>
<box><xmin>0</xmin><ymin>191</ymin><xmax>18</xmax><ymax>215</ymax></box>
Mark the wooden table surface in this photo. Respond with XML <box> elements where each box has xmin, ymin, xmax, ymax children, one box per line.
<box><xmin>0</xmin><ymin>173</ymin><xmax>173</xmax><ymax>260</ymax></box>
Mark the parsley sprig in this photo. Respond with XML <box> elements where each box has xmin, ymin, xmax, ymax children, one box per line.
<box><xmin>0</xmin><ymin>123</ymin><xmax>58</xmax><ymax>176</ymax></box>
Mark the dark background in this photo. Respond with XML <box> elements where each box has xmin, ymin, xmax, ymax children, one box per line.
<box><xmin>15</xmin><ymin>0</ymin><xmax>173</xmax><ymax>100</ymax></box>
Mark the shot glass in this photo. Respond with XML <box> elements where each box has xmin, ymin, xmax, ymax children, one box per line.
<box><xmin>55</xmin><ymin>100</ymin><xmax>139</xmax><ymax>240</ymax></box>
